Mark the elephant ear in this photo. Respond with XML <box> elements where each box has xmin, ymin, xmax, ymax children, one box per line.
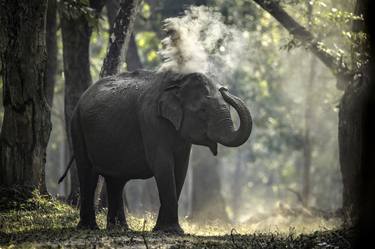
<box><xmin>158</xmin><ymin>85</ymin><xmax>183</xmax><ymax>130</ymax></box>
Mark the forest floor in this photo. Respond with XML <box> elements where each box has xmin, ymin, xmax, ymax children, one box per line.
<box><xmin>0</xmin><ymin>189</ymin><xmax>355</xmax><ymax>249</ymax></box>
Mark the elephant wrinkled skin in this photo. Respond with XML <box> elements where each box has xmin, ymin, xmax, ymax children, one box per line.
<box><xmin>71</xmin><ymin>70</ymin><xmax>252</xmax><ymax>234</ymax></box>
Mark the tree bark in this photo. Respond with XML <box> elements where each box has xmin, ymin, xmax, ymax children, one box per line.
<box><xmin>0</xmin><ymin>0</ymin><xmax>52</xmax><ymax>191</ymax></box>
<box><xmin>338</xmin><ymin>0</ymin><xmax>369</xmax><ymax>222</ymax></box>
<box><xmin>60</xmin><ymin>8</ymin><xmax>92</xmax><ymax>205</ymax></box>
<box><xmin>45</xmin><ymin>0</ymin><xmax>58</xmax><ymax>107</ymax></box>
<box><xmin>107</xmin><ymin>0</ymin><xmax>141</xmax><ymax>71</ymax></box>
<box><xmin>357</xmin><ymin>1</ymin><xmax>375</xmax><ymax>245</ymax></box>
<box><xmin>338</xmin><ymin>79</ymin><xmax>367</xmax><ymax>222</ymax></box>
<box><xmin>100</xmin><ymin>0</ymin><xmax>141</xmax><ymax>77</ymax></box>
<box><xmin>40</xmin><ymin>0</ymin><xmax>58</xmax><ymax>195</ymax></box>
<box><xmin>60</xmin><ymin>0</ymin><xmax>104</xmax><ymax>204</ymax></box>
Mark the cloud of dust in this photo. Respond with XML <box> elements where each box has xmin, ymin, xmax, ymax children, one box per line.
<box><xmin>158</xmin><ymin>6</ymin><xmax>248</xmax><ymax>81</ymax></box>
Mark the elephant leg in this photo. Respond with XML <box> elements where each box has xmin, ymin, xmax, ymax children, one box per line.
<box><xmin>71</xmin><ymin>111</ymin><xmax>99</xmax><ymax>229</ymax></box>
<box><xmin>106</xmin><ymin>177</ymin><xmax>127</xmax><ymax>230</ymax></box>
<box><xmin>117</xmin><ymin>191</ymin><xmax>127</xmax><ymax>226</ymax></box>
<box><xmin>153</xmin><ymin>164</ymin><xmax>183</xmax><ymax>234</ymax></box>
<box><xmin>77</xmin><ymin>166</ymin><xmax>99</xmax><ymax>229</ymax></box>
<box><xmin>174</xmin><ymin>145</ymin><xmax>191</xmax><ymax>200</ymax></box>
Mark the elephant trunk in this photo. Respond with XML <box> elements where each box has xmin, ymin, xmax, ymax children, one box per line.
<box><xmin>217</xmin><ymin>88</ymin><xmax>252</xmax><ymax>147</ymax></box>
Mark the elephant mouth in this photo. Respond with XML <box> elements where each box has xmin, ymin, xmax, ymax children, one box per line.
<box><xmin>208</xmin><ymin>141</ymin><xmax>218</xmax><ymax>156</ymax></box>
<box><xmin>205</xmin><ymin>132</ymin><xmax>218</xmax><ymax>156</ymax></box>
<box><xmin>191</xmin><ymin>133</ymin><xmax>218</xmax><ymax>156</ymax></box>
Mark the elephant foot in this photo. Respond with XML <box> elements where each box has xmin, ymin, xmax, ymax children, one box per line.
<box><xmin>152</xmin><ymin>224</ymin><xmax>184</xmax><ymax>235</ymax></box>
<box><xmin>77</xmin><ymin>220</ymin><xmax>99</xmax><ymax>230</ymax></box>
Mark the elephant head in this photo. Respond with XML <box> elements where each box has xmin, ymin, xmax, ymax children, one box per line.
<box><xmin>158</xmin><ymin>72</ymin><xmax>252</xmax><ymax>155</ymax></box>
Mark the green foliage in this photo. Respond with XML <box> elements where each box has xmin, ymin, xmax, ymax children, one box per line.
<box><xmin>141</xmin><ymin>2</ymin><xmax>152</xmax><ymax>19</ymax></box>
<box><xmin>0</xmin><ymin>186</ymin><xmax>66</xmax><ymax>212</ymax></box>
<box><xmin>296</xmin><ymin>0</ymin><xmax>367</xmax><ymax>71</ymax></box>
<box><xmin>136</xmin><ymin>32</ymin><xmax>162</xmax><ymax>68</ymax></box>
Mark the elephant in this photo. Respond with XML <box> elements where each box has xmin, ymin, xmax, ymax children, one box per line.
<box><xmin>69</xmin><ymin>69</ymin><xmax>252</xmax><ymax>234</ymax></box>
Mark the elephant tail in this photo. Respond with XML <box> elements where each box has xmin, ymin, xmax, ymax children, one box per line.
<box><xmin>58</xmin><ymin>155</ymin><xmax>75</xmax><ymax>184</ymax></box>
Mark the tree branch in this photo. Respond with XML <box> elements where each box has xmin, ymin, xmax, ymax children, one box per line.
<box><xmin>100</xmin><ymin>0</ymin><xmax>141</xmax><ymax>78</ymax></box>
<box><xmin>253</xmin><ymin>0</ymin><xmax>354</xmax><ymax>90</ymax></box>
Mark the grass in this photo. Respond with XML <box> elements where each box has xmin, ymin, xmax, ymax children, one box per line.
<box><xmin>0</xmin><ymin>188</ymin><xmax>355</xmax><ymax>248</ymax></box>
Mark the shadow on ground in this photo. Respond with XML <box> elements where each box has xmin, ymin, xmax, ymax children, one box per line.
<box><xmin>0</xmin><ymin>226</ymin><xmax>354</xmax><ymax>248</ymax></box>
<box><xmin>0</xmin><ymin>188</ymin><xmax>354</xmax><ymax>248</ymax></box>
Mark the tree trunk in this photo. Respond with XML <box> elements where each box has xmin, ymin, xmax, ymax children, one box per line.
<box><xmin>100</xmin><ymin>0</ymin><xmax>141</xmax><ymax>77</ymax></box>
<box><xmin>60</xmin><ymin>8</ymin><xmax>92</xmax><ymax>205</ymax></box>
<box><xmin>45</xmin><ymin>0</ymin><xmax>58</xmax><ymax>107</ymax></box>
<box><xmin>357</xmin><ymin>1</ymin><xmax>375</xmax><ymax>246</ymax></box>
<box><xmin>339</xmin><ymin>80</ymin><xmax>367</xmax><ymax>222</ymax></box>
<box><xmin>302</xmin><ymin>54</ymin><xmax>316</xmax><ymax>207</ymax></box>
<box><xmin>60</xmin><ymin>0</ymin><xmax>104</xmax><ymax>204</ymax></box>
<box><xmin>301</xmin><ymin>1</ymin><xmax>315</xmax><ymax>207</ymax></box>
<box><xmin>0</xmin><ymin>0</ymin><xmax>52</xmax><ymax>192</ymax></box>
<box><xmin>338</xmin><ymin>0</ymin><xmax>369</xmax><ymax>222</ymax></box>
<box><xmin>190</xmin><ymin>146</ymin><xmax>229</xmax><ymax>222</ymax></box>
<box><xmin>40</xmin><ymin>0</ymin><xmax>58</xmax><ymax>195</ymax></box>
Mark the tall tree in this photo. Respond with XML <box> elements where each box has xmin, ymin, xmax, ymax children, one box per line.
<box><xmin>60</xmin><ymin>0</ymin><xmax>105</xmax><ymax>204</ymax></box>
<box><xmin>100</xmin><ymin>0</ymin><xmax>141</xmax><ymax>78</ymax></box>
<box><xmin>105</xmin><ymin>0</ymin><xmax>142</xmax><ymax>72</ymax></box>
<box><xmin>45</xmin><ymin>0</ymin><xmax>58</xmax><ymax>107</ymax></box>
<box><xmin>301</xmin><ymin>54</ymin><xmax>316</xmax><ymax>207</ymax></box>
<box><xmin>40</xmin><ymin>0</ymin><xmax>59</xmax><ymax>194</ymax></box>
<box><xmin>358</xmin><ymin>0</ymin><xmax>375</xmax><ymax>245</ymax></box>
<box><xmin>301</xmin><ymin>0</ymin><xmax>316</xmax><ymax>207</ymax></box>
<box><xmin>252</xmin><ymin>0</ymin><xmax>367</xmax><ymax>220</ymax></box>
<box><xmin>338</xmin><ymin>0</ymin><xmax>368</xmax><ymax>221</ymax></box>
<box><xmin>0</xmin><ymin>0</ymin><xmax>52</xmax><ymax>192</ymax></box>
